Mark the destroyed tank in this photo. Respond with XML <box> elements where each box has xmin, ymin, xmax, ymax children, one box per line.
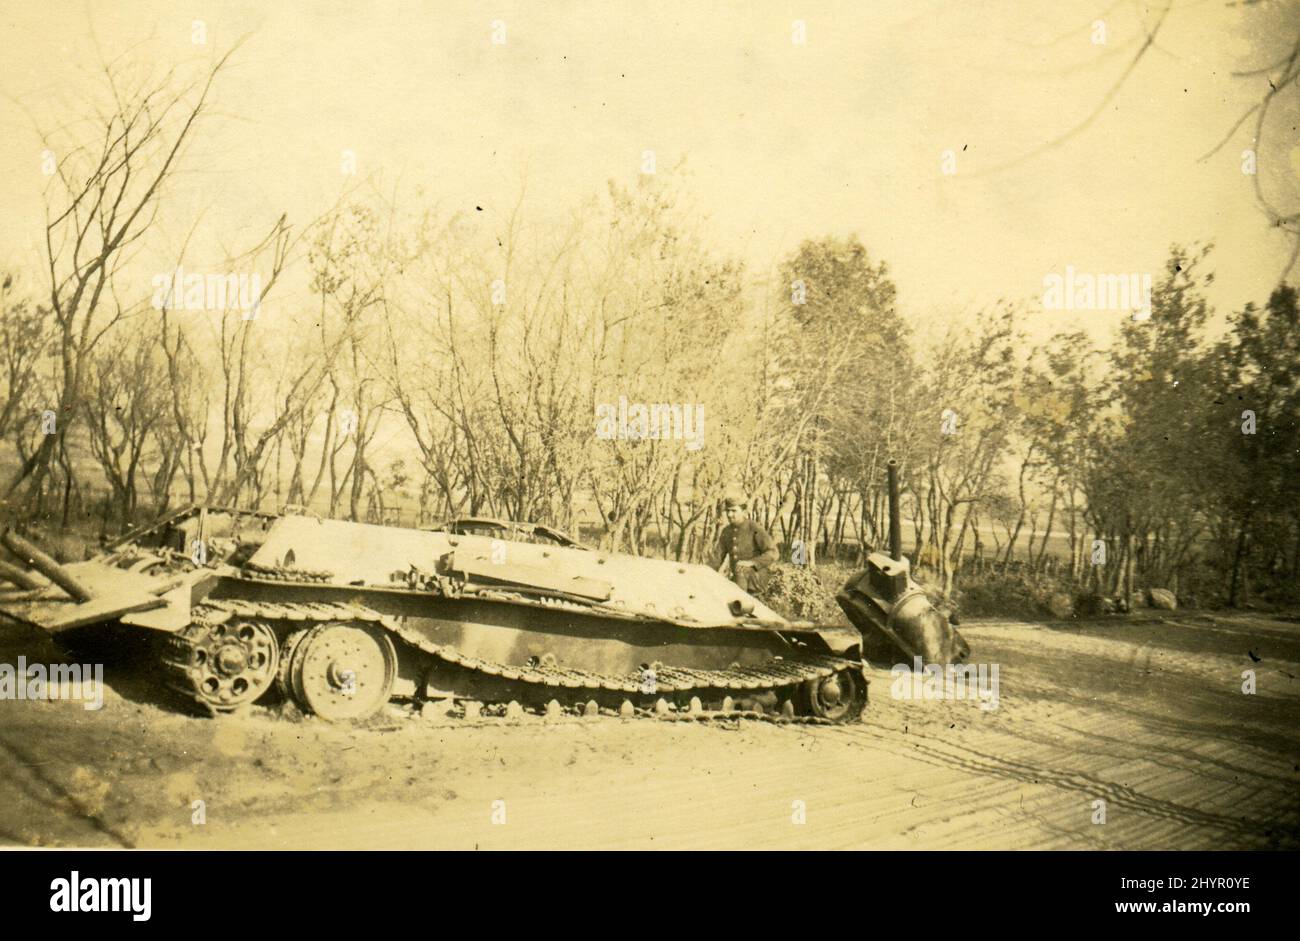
<box><xmin>0</xmin><ymin>465</ymin><xmax>965</xmax><ymax>723</ymax></box>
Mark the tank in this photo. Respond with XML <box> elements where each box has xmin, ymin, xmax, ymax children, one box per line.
<box><xmin>0</xmin><ymin>509</ymin><xmax>857</xmax><ymax>722</ymax></box>
<box><xmin>0</xmin><ymin>468</ymin><xmax>966</xmax><ymax>724</ymax></box>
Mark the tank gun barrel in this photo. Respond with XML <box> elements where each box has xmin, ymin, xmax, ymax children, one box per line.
<box><xmin>887</xmin><ymin>459</ymin><xmax>903</xmax><ymax>562</ymax></box>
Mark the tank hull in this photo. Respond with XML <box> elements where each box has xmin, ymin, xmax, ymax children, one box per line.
<box><xmin>0</xmin><ymin>509</ymin><xmax>868</xmax><ymax>723</ymax></box>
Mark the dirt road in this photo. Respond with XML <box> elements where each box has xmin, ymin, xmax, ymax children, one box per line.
<box><xmin>1</xmin><ymin>611</ymin><xmax>1296</xmax><ymax>849</ymax></box>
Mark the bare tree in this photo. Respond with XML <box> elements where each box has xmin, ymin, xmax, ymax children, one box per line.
<box><xmin>5</xmin><ymin>46</ymin><xmax>242</xmax><ymax>515</ymax></box>
<box><xmin>83</xmin><ymin>324</ymin><xmax>169</xmax><ymax>524</ymax></box>
<box><xmin>0</xmin><ymin>275</ymin><xmax>53</xmax><ymax>452</ymax></box>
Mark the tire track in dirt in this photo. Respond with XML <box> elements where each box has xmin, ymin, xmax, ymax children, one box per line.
<box><xmin>828</xmin><ymin>724</ymin><xmax>1284</xmax><ymax>847</ymax></box>
<box><xmin>1013</xmin><ymin>715</ymin><xmax>1298</xmax><ymax>790</ymax></box>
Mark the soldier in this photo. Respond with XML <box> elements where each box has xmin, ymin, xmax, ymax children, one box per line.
<box><xmin>711</xmin><ymin>493</ymin><xmax>778</xmax><ymax>593</ymax></box>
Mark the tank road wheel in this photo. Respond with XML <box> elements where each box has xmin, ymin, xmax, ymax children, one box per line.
<box><xmin>290</xmin><ymin>622</ymin><xmax>397</xmax><ymax>721</ymax></box>
<box><xmin>799</xmin><ymin>668</ymin><xmax>866</xmax><ymax>723</ymax></box>
<box><xmin>182</xmin><ymin>619</ymin><xmax>280</xmax><ymax>713</ymax></box>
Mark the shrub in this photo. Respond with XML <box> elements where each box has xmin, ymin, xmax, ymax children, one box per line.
<box><xmin>951</xmin><ymin>568</ymin><xmax>1086</xmax><ymax>619</ymax></box>
<box><xmin>759</xmin><ymin>562</ymin><xmax>848</xmax><ymax>624</ymax></box>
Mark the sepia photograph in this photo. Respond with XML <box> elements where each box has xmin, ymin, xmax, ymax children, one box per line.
<box><xmin>0</xmin><ymin>0</ymin><xmax>1296</xmax><ymax>907</ymax></box>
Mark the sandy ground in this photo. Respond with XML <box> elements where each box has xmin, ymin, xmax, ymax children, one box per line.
<box><xmin>0</xmin><ymin>611</ymin><xmax>1296</xmax><ymax>850</ymax></box>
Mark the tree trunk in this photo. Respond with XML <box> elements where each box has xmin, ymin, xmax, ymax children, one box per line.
<box><xmin>1228</xmin><ymin>524</ymin><xmax>1249</xmax><ymax>607</ymax></box>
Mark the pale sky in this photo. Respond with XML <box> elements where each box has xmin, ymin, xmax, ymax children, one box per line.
<box><xmin>1</xmin><ymin>0</ymin><xmax>1295</xmax><ymax>341</ymax></box>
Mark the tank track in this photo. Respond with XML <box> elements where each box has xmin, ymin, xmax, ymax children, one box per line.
<box><xmin>158</xmin><ymin>598</ymin><xmax>867</xmax><ymax>722</ymax></box>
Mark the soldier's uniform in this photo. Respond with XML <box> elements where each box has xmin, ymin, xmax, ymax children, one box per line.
<box><xmin>712</xmin><ymin>499</ymin><xmax>778</xmax><ymax>594</ymax></box>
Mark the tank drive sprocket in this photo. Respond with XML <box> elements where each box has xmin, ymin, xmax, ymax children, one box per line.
<box><xmin>158</xmin><ymin>606</ymin><xmax>280</xmax><ymax>713</ymax></box>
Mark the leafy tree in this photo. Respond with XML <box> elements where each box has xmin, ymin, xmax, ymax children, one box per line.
<box><xmin>1211</xmin><ymin>283</ymin><xmax>1300</xmax><ymax>603</ymax></box>
<box><xmin>768</xmin><ymin>235</ymin><xmax>907</xmax><ymax>564</ymax></box>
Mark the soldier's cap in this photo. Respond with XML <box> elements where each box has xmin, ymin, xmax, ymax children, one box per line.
<box><xmin>722</xmin><ymin>493</ymin><xmax>747</xmax><ymax>510</ymax></box>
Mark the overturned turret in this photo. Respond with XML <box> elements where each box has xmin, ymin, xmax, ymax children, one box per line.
<box><xmin>835</xmin><ymin>461</ymin><xmax>971</xmax><ymax>665</ymax></box>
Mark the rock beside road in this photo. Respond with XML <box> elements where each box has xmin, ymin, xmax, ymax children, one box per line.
<box><xmin>1148</xmin><ymin>588</ymin><xmax>1177</xmax><ymax>610</ymax></box>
